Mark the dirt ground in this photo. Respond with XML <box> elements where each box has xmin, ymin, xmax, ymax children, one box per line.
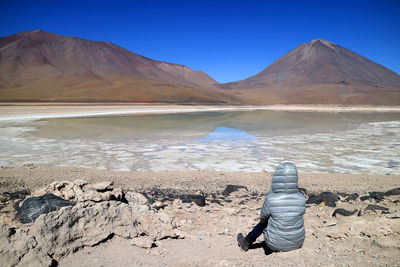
<box><xmin>1</xmin><ymin>165</ymin><xmax>399</xmax><ymax>195</ymax></box>
<box><xmin>1</xmin><ymin>165</ymin><xmax>400</xmax><ymax>266</ymax></box>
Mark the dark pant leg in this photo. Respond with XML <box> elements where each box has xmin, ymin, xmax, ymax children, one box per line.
<box><xmin>246</xmin><ymin>221</ymin><xmax>268</xmax><ymax>244</ymax></box>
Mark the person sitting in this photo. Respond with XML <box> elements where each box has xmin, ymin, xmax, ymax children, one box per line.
<box><xmin>237</xmin><ymin>162</ymin><xmax>306</xmax><ymax>252</ymax></box>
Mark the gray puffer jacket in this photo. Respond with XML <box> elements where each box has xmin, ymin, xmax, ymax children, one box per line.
<box><xmin>260</xmin><ymin>162</ymin><xmax>306</xmax><ymax>252</ymax></box>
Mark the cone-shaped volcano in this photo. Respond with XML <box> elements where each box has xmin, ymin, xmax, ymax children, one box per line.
<box><xmin>219</xmin><ymin>39</ymin><xmax>400</xmax><ymax>104</ymax></box>
<box><xmin>0</xmin><ymin>30</ymin><xmax>238</xmax><ymax>103</ymax></box>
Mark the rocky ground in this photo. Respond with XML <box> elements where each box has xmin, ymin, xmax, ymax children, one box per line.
<box><xmin>0</xmin><ymin>165</ymin><xmax>399</xmax><ymax>266</ymax></box>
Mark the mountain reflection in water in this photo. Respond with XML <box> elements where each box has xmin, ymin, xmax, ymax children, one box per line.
<box><xmin>195</xmin><ymin>127</ymin><xmax>256</xmax><ymax>142</ymax></box>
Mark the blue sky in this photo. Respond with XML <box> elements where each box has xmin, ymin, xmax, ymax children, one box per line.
<box><xmin>1</xmin><ymin>0</ymin><xmax>399</xmax><ymax>83</ymax></box>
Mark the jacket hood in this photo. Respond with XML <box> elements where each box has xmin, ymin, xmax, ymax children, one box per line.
<box><xmin>271</xmin><ymin>162</ymin><xmax>298</xmax><ymax>193</ymax></box>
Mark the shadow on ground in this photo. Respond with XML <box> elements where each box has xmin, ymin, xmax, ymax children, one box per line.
<box><xmin>249</xmin><ymin>241</ymin><xmax>274</xmax><ymax>255</ymax></box>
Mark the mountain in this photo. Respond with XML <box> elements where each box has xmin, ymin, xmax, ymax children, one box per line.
<box><xmin>1</xmin><ymin>31</ymin><xmax>399</xmax><ymax>105</ymax></box>
<box><xmin>0</xmin><ymin>30</ymin><xmax>237</xmax><ymax>103</ymax></box>
<box><xmin>219</xmin><ymin>39</ymin><xmax>400</xmax><ymax>105</ymax></box>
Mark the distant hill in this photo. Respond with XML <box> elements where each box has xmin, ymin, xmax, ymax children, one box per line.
<box><xmin>219</xmin><ymin>39</ymin><xmax>400</xmax><ymax>104</ymax></box>
<box><xmin>1</xmin><ymin>31</ymin><xmax>399</xmax><ymax>104</ymax></box>
<box><xmin>0</xmin><ymin>30</ymin><xmax>236</xmax><ymax>103</ymax></box>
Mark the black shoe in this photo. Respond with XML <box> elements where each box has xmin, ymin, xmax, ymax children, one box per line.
<box><xmin>237</xmin><ymin>233</ymin><xmax>250</xmax><ymax>251</ymax></box>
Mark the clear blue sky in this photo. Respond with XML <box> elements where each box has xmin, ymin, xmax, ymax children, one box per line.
<box><xmin>1</xmin><ymin>0</ymin><xmax>399</xmax><ymax>83</ymax></box>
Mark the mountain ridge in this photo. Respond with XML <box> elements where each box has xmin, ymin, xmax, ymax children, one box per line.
<box><xmin>1</xmin><ymin>30</ymin><xmax>399</xmax><ymax>104</ymax></box>
<box><xmin>0</xmin><ymin>30</ymin><xmax>238</xmax><ymax>104</ymax></box>
<box><xmin>0</xmin><ymin>29</ymin><xmax>217</xmax><ymax>87</ymax></box>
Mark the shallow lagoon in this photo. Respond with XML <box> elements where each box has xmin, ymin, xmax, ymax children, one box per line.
<box><xmin>0</xmin><ymin>110</ymin><xmax>399</xmax><ymax>174</ymax></box>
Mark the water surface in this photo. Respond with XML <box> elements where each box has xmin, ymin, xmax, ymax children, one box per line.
<box><xmin>0</xmin><ymin>111</ymin><xmax>399</xmax><ymax>174</ymax></box>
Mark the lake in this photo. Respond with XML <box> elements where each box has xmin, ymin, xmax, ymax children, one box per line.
<box><xmin>0</xmin><ymin>110</ymin><xmax>399</xmax><ymax>174</ymax></box>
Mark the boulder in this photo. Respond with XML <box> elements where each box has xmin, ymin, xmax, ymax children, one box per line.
<box><xmin>15</xmin><ymin>193</ymin><xmax>75</xmax><ymax>223</ymax></box>
<box><xmin>32</xmin><ymin>201</ymin><xmax>136</xmax><ymax>258</ymax></box>
<box><xmin>1</xmin><ymin>191</ymin><xmax>181</xmax><ymax>265</ymax></box>
<box><xmin>1</xmin><ymin>180</ymin><xmax>191</xmax><ymax>265</ymax></box>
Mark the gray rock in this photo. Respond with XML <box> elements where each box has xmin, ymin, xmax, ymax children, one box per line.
<box><xmin>364</xmin><ymin>204</ymin><xmax>389</xmax><ymax>213</ymax></box>
<box><xmin>0</xmin><ymin>224</ymin><xmax>51</xmax><ymax>267</ymax></box>
<box><xmin>125</xmin><ymin>191</ymin><xmax>149</xmax><ymax>206</ymax></box>
<box><xmin>384</xmin><ymin>187</ymin><xmax>400</xmax><ymax>196</ymax></box>
<box><xmin>360</xmin><ymin>192</ymin><xmax>385</xmax><ymax>202</ymax></box>
<box><xmin>31</xmin><ymin>201</ymin><xmax>136</xmax><ymax>258</ymax></box>
<box><xmin>15</xmin><ymin>193</ymin><xmax>75</xmax><ymax>224</ymax></box>
<box><xmin>1</xmin><ymin>196</ymin><xmax>180</xmax><ymax>266</ymax></box>
<box><xmin>84</xmin><ymin>181</ymin><xmax>114</xmax><ymax>191</ymax></box>
<box><xmin>138</xmin><ymin>212</ymin><xmax>177</xmax><ymax>240</ymax></box>
<box><xmin>31</xmin><ymin>200</ymin><xmax>178</xmax><ymax>259</ymax></box>
<box><xmin>332</xmin><ymin>208</ymin><xmax>358</xmax><ymax>217</ymax></box>
<box><xmin>16</xmin><ymin>249</ymin><xmax>53</xmax><ymax>267</ymax></box>
<box><xmin>33</xmin><ymin>181</ymin><xmax>124</xmax><ymax>203</ymax></box>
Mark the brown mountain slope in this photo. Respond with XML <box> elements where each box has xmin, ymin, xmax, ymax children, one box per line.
<box><xmin>0</xmin><ymin>30</ymin><xmax>238</xmax><ymax>103</ymax></box>
<box><xmin>1</xmin><ymin>31</ymin><xmax>399</xmax><ymax>105</ymax></box>
<box><xmin>220</xmin><ymin>39</ymin><xmax>400</xmax><ymax>105</ymax></box>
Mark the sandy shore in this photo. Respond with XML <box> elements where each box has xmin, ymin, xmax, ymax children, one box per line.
<box><xmin>1</xmin><ymin>165</ymin><xmax>400</xmax><ymax>195</ymax></box>
<box><xmin>1</xmin><ymin>165</ymin><xmax>399</xmax><ymax>266</ymax></box>
<box><xmin>1</xmin><ymin>103</ymin><xmax>400</xmax><ymax>121</ymax></box>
